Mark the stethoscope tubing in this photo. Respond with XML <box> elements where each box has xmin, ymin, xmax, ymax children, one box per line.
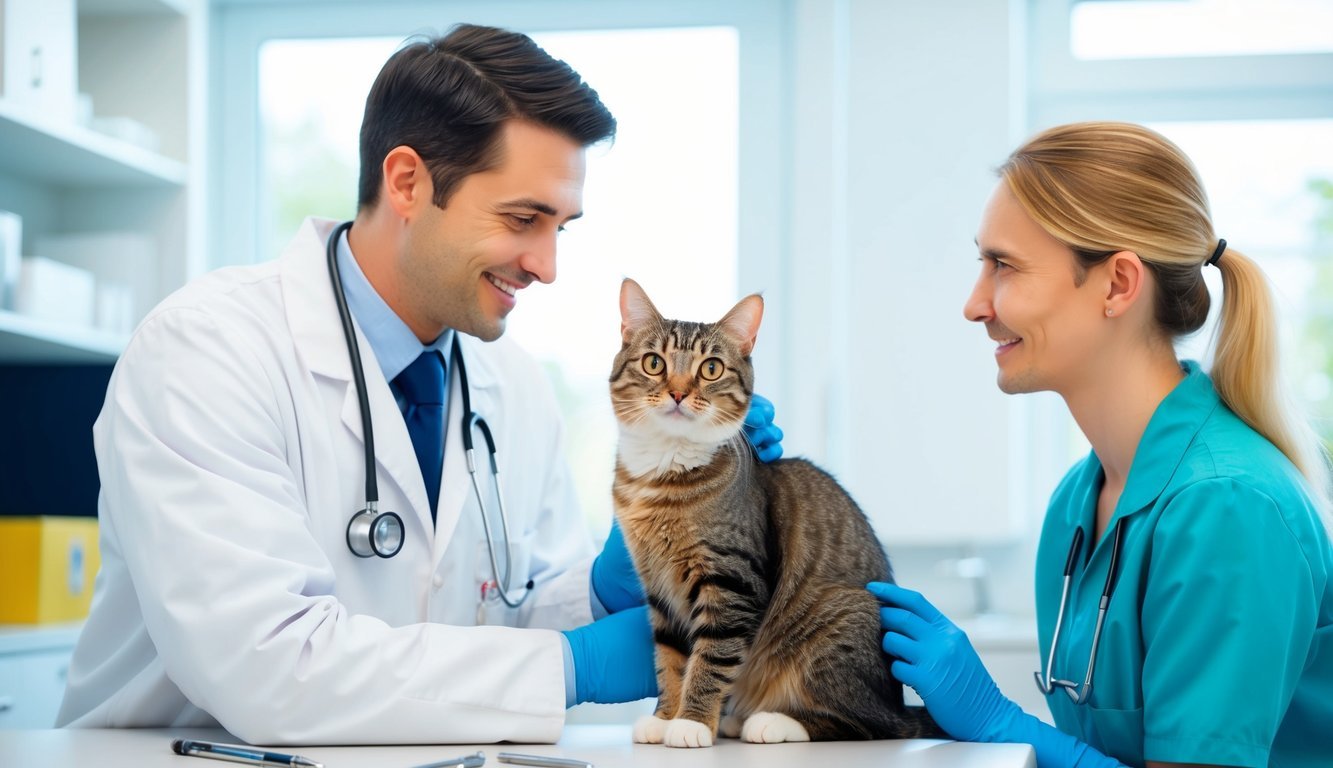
<box><xmin>1034</xmin><ymin>517</ymin><xmax>1126</xmax><ymax>705</ymax></box>
<box><xmin>328</xmin><ymin>221</ymin><xmax>529</xmax><ymax>605</ymax></box>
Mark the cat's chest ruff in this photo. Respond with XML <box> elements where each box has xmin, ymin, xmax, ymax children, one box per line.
<box><xmin>615</xmin><ymin>425</ymin><xmax>722</xmax><ymax>479</ymax></box>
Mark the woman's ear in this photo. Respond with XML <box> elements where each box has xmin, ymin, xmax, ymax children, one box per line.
<box><xmin>1104</xmin><ymin>250</ymin><xmax>1148</xmax><ymax>319</ymax></box>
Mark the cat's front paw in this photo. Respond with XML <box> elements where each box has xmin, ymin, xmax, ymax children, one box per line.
<box><xmin>663</xmin><ymin>718</ymin><xmax>714</xmax><ymax>748</ymax></box>
<box><xmin>741</xmin><ymin>712</ymin><xmax>811</xmax><ymax>744</ymax></box>
<box><xmin>632</xmin><ymin>715</ymin><xmax>669</xmax><ymax>744</ymax></box>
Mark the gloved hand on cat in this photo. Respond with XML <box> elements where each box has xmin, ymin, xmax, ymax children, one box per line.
<box><xmin>561</xmin><ymin>605</ymin><xmax>658</xmax><ymax>705</ymax></box>
<box><xmin>868</xmin><ymin>582</ymin><xmax>1126</xmax><ymax>768</ymax></box>
<box><xmin>743</xmin><ymin>393</ymin><xmax>784</xmax><ymax>463</ymax></box>
<box><xmin>591</xmin><ymin>393</ymin><xmax>785</xmax><ymax>614</ymax></box>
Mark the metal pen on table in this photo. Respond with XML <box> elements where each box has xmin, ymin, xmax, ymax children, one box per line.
<box><xmin>410</xmin><ymin>750</ymin><xmax>486</xmax><ymax>768</ymax></box>
<box><xmin>497</xmin><ymin>751</ymin><xmax>594</xmax><ymax>768</ymax></box>
<box><xmin>171</xmin><ymin>738</ymin><xmax>324</xmax><ymax>768</ymax></box>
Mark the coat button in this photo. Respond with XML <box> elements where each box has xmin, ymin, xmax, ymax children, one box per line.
<box><xmin>432</xmin><ymin>574</ymin><xmax>445</xmax><ymax>589</ymax></box>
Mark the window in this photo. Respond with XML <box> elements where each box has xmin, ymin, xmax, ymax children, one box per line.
<box><xmin>219</xmin><ymin>1</ymin><xmax>780</xmax><ymax>532</ymax></box>
<box><xmin>1071</xmin><ymin>0</ymin><xmax>1333</xmax><ymax>60</ymax></box>
<box><xmin>1032</xmin><ymin>0</ymin><xmax>1333</xmax><ymax>461</ymax></box>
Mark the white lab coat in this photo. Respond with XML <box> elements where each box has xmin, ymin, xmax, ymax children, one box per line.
<box><xmin>57</xmin><ymin>217</ymin><xmax>596</xmax><ymax>744</ymax></box>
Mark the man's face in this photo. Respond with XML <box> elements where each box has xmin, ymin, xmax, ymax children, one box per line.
<box><xmin>963</xmin><ymin>182</ymin><xmax>1106</xmax><ymax>395</ymax></box>
<box><xmin>402</xmin><ymin>120</ymin><xmax>587</xmax><ymax>342</ymax></box>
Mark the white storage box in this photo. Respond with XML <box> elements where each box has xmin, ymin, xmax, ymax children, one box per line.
<box><xmin>34</xmin><ymin>231</ymin><xmax>157</xmax><ymax>324</ymax></box>
<box><xmin>15</xmin><ymin>256</ymin><xmax>95</xmax><ymax>327</ymax></box>
<box><xmin>0</xmin><ymin>210</ymin><xmax>20</xmax><ymax>310</ymax></box>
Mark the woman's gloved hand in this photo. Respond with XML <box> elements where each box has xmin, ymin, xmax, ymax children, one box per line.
<box><xmin>561</xmin><ymin>605</ymin><xmax>658</xmax><ymax>705</ymax></box>
<box><xmin>744</xmin><ymin>393</ymin><xmax>784</xmax><ymax>463</ymax></box>
<box><xmin>590</xmin><ymin>519</ymin><xmax>645</xmax><ymax>613</ymax></box>
<box><xmin>868</xmin><ymin>582</ymin><xmax>1125</xmax><ymax>768</ymax></box>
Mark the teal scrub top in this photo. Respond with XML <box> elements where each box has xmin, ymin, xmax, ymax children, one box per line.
<box><xmin>1034</xmin><ymin>361</ymin><xmax>1333</xmax><ymax>768</ymax></box>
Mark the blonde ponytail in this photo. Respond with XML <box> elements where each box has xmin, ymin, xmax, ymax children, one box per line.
<box><xmin>1210</xmin><ymin>245</ymin><xmax>1332</xmax><ymax>515</ymax></box>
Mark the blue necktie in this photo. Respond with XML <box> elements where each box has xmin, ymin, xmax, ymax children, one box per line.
<box><xmin>394</xmin><ymin>351</ymin><xmax>446</xmax><ymax>520</ymax></box>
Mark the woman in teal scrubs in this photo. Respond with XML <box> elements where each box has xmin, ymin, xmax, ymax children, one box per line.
<box><xmin>870</xmin><ymin>121</ymin><xmax>1332</xmax><ymax>768</ymax></box>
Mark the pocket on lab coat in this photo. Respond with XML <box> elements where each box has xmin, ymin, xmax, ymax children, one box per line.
<box><xmin>473</xmin><ymin>530</ymin><xmax>536</xmax><ymax>626</ymax></box>
<box><xmin>1084</xmin><ymin>704</ymin><xmax>1144</xmax><ymax>767</ymax></box>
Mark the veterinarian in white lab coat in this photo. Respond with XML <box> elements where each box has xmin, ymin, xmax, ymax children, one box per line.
<box><xmin>54</xmin><ymin>26</ymin><xmax>796</xmax><ymax>746</ymax></box>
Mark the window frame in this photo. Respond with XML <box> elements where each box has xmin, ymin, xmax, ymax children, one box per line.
<box><xmin>1030</xmin><ymin>0</ymin><xmax>1333</xmax><ymax>127</ymax></box>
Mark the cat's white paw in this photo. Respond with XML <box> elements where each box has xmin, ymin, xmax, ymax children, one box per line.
<box><xmin>632</xmin><ymin>715</ymin><xmax>669</xmax><ymax>744</ymax></box>
<box><xmin>718</xmin><ymin>714</ymin><xmax>742</xmax><ymax>738</ymax></box>
<box><xmin>663</xmin><ymin>718</ymin><xmax>714</xmax><ymax>748</ymax></box>
<box><xmin>741</xmin><ymin>712</ymin><xmax>811</xmax><ymax>744</ymax></box>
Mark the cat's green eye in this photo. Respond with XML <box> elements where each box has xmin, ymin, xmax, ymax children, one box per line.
<box><xmin>699</xmin><ymin>358</ymin><xmax>725</xmax><ymax>381</ymax></box>
<box><xmin>642</xmin><ymin>353</ymin><xmax>665</xmax><ymax>376</ymax></box>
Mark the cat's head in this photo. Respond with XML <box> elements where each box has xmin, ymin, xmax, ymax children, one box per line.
<box><xmin>610</xmin><ymin>278</ymin><xmax>763</xmax><ymax>445</ymax></box>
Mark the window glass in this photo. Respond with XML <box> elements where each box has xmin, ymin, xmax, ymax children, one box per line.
<box><xmin>1153</xmin><ymin>120</ymin><xmax>1333</xmax><ymax>449</ymax></box>
<box><xmin>257</xmin><ymin>28</ymin><xmax>740</xmax><ymax>527</ymax></box>
<box><xmin>1071</xmin><ymin>0</ymin><xmax>1333</xmax><ymax>60</ymax></box>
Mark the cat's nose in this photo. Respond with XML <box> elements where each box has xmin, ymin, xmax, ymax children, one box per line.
<box><xmin>669</xmin><ymin>391</ymin><xmax>686</xmax><ymax>404</ymax></box>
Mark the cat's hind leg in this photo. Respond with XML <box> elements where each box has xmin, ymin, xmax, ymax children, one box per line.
<box><xmin>740</xmin><ymin>712</ymin><xmax>811</xmax><ymax>743</ymax></box>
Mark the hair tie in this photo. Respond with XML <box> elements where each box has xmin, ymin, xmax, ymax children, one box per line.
<box><xmin>1206</xmin><ymin>238</ymin><xmax>1226</xmax><ymax>267</ymax></box>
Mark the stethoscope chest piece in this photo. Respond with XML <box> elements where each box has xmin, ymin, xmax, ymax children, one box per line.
<box><xmin>346</xmin><ymin>503</ymin><xmax>404</xmax><ymax>558</ymax></box>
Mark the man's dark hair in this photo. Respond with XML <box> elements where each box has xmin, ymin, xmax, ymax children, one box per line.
<box><xmin>357</xmin><ymin>24</ymin><xmax>616</xmax><ymax>211</ymax></box>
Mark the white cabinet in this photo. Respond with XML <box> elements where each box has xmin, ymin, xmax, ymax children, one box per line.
<box><xmin>1</xmin><ymin>0</ymin><xmax>77</xmax><ymax>123</ymax></box>
<box><xmin>0</xmin><ymin>0</ymin><xmax>204</xmax><ymax>363</ymax></box>
<box><xmin>0</xmin><ymin>623</ymin><xmax>80</xmax><ymax>729</ymax></box>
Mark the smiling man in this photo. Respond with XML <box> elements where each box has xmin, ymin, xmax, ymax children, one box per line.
<box><xmin>55</xmin><ymin>25</ymin><xmax>699</xmax><ymax>745</ymax></box>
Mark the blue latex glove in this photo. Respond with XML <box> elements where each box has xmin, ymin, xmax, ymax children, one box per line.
<box><xmin>868</xmin><ymin>582</ymin><xmax>1125</xmax><ymax>768</ymax></box>
<box><xmin>744</xmin><ymin>393</ymin><xmax>784</xmax><ymax>463</ymax></box>
<box><xmin>590</xmin><ymin>519</ymin><xmax>645</xmax><ymax>613</ymax></box>
<box><xmin>561</xmin><ymin>605</ymin><xmax>658</xmax><ymax>705</ymax></box>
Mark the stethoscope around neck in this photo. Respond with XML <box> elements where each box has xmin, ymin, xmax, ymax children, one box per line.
<box><xmin>1034</xmin><ymin>517</ymin><xmax>1127</xmax><ymax>705</ymax></box>
<box><xmin>326</xmin><ymin>221</ymin><xmax>531</xmax><ymax>607</ymax></box>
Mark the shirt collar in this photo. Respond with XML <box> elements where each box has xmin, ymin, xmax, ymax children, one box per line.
<box><xmin>336</xmin><ymin>226</ymin><xmax>453</xmax><ymax>383</ymax></box>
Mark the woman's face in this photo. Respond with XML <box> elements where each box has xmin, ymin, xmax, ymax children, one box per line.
<box><xmin>964</xmin><ymin>182</ymin><xmax>1109</xmax><ymax>396</ymax></box>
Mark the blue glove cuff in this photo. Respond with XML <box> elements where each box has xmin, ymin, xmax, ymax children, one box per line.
<box><xmin>560</xmin><ymin>628</ymin><xmax>594</xmax><ymax>705</ymax></box>
<box><xmin>1008</xmin><ymin>712</ymin><xmax>1126</xmax><ymax>768</ymax></box>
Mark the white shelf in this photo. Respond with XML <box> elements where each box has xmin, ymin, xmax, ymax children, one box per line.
<box><xmin>0</xmin><ymin>622</ymin><xmax>83</xmax><ymax>654</ymax></box>
<box><xmin>79</xmin><ymin>0</ymin><xmax>186</xmax><ymax>16</ymax></box>
<box><xmin>0</xmin><ymin>100</ymin><xmax>187</xmax><ymax>188</ymax></box>
<box><xmin>0</xmin><ymin>310</ymin><xmax>125</xmax><ymax>363</ymax></box>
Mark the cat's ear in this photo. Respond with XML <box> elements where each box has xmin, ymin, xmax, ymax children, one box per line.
<box><xmin>620</xmin><ymin>278</ymin><xmax>663</xmax><ymax>341</ymax></box>
<box><xmin>718</xmin><ymin>294</ymin><xmax>764</xmax><ymax>356</ymax></box>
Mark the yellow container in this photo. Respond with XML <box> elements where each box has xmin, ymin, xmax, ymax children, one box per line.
<box><xmin>0</xmin><ymin>516</ymin><xmax>100</xmax><ymax>624</ymax></box>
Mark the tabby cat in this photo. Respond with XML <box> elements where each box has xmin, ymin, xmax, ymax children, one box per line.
<box><xmin>609</xmin><ymin>278</ymin><xmax>941</xmax><ymax>748</ymax></box>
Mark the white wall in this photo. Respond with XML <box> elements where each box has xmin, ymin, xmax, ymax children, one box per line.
<box><xmin>780</xmin><ymin>0</ymin><xmax>1044</xmax><ymax>619</ymax></box>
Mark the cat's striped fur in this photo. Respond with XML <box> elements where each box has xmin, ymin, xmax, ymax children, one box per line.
<box><xmin>610</xmin><ymin>278</ymin><xmax>941</xmax><ymax>748</ymax></box>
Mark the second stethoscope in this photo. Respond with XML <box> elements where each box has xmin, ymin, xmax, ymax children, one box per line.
<box><xmin>327</xmin><ymin>221</ymin><xmax>532</xmax><ymax>607</ymax></box>
<box><xmin>1034</xmin><ymin>517</ymin><xmax>1126</xmax><ymax>705</ymax></box>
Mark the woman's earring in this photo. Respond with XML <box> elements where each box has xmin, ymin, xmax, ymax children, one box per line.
<box><xmin>1105</xmin><ymin>307</ymin><xmax>1114</xmax><ymax>317</ymax></box>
